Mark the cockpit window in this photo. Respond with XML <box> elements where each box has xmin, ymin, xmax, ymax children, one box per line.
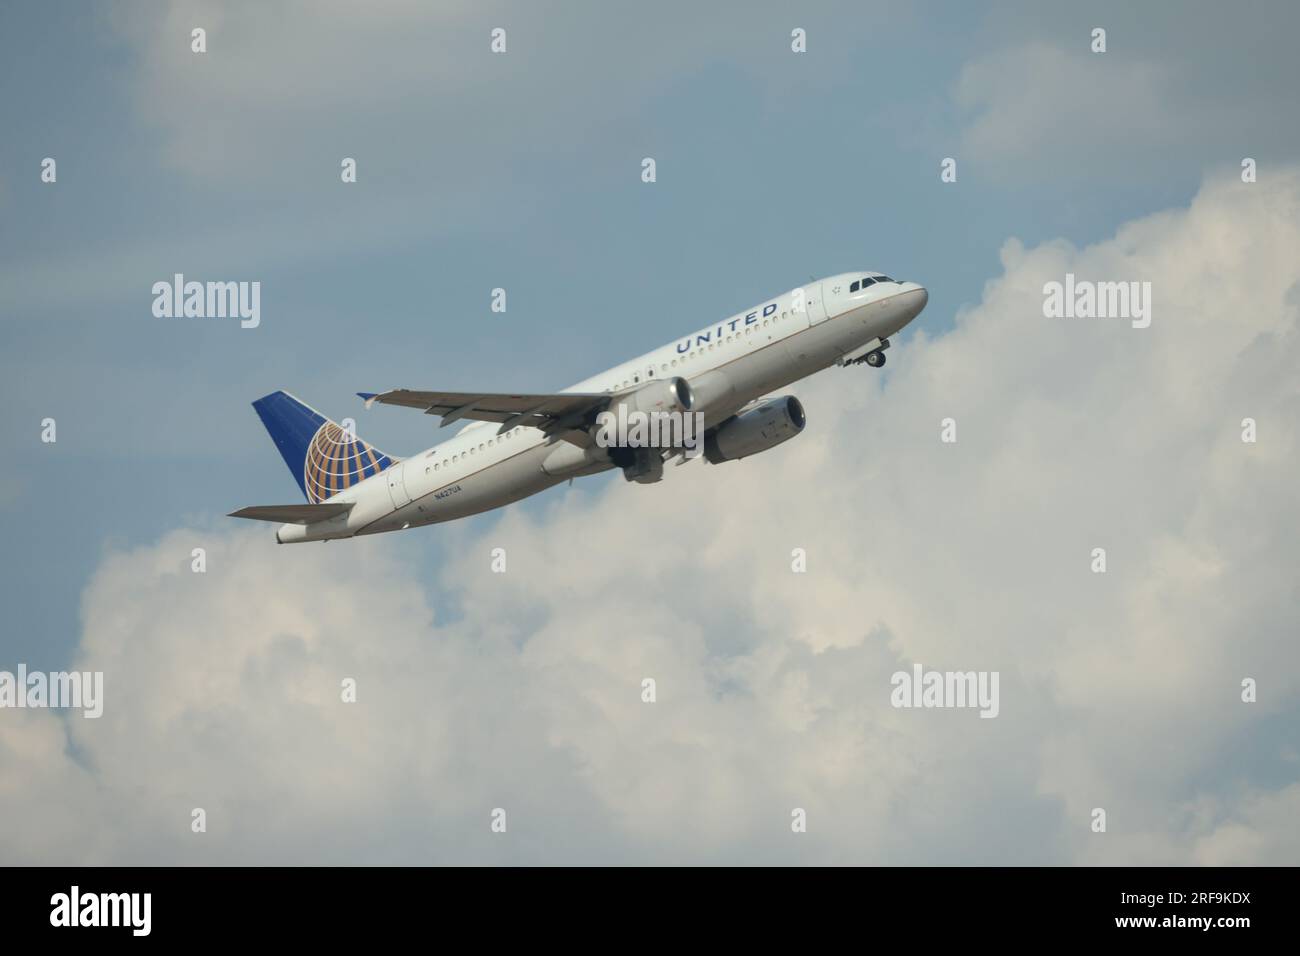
<box><xmin>849</xmin><ymin>280</ymin><xmax>860</xmax><ymax>292</ymax></box>
<box><xmin>875</xmin><ymin>275</ymin><xmax>894</xmax><ymax>283</ymax></box>
<box><xmin>860</xmin><ymin>277</ymin><xmax>876</xmax><ymax>289</ymax></box>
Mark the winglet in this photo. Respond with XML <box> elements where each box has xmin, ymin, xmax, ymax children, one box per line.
<box><xmin>357</xmin><ymin>391</ymin><xmax>379</xmax><ymax>409</ymax></box>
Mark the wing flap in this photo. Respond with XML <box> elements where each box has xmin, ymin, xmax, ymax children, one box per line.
<box><xmin>228</xmin><ymin>503</ymin><xmax>355</xmax><ymax>525</ymax></box>
<box><xmin>358</xmin><ymin>389</ymin><xmax>609</xmax><ymax>433</ymax></box>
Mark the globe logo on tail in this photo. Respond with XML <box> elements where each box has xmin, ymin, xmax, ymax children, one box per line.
<box><xmin>303</xmin><ymin>422</ymin><xmax>395</xmax><ymax>503</ymax></box>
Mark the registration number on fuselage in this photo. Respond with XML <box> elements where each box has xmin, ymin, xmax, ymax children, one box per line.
<box><xmin>433</xmin><ymin>484</ymin><xmax>462</xmax><ymax>500</ymax></box>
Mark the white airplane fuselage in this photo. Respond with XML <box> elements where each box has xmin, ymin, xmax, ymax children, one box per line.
<box><xmin>276</xmin><ymin>273</ymin><xmax>927</xmax><ymax>543</ymax></box>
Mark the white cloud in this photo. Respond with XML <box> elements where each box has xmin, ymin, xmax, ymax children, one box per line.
<box><xmin>1</xmin><ymin>170</ymin><xmax>1297</xmax><ymax>863</ymax></box>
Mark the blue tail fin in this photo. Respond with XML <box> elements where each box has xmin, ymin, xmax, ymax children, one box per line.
<box><xmin>252</xmin><ymin>391</ymin><xmax>396</xmax><ymax>503</ymax></box>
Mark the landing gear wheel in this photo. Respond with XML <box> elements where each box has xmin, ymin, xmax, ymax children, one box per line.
<box><xmin>865</xmin><ymin>350</ymin><xmax>886</xmax><ymax>368</ymax></box>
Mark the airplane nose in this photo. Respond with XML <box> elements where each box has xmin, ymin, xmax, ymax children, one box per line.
<box><xmin>901</xmin><ymin>283</ymin><xmax>928</xmax><ymax>320</ymax></box>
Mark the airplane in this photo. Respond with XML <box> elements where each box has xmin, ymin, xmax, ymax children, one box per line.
<box><xmin>230</xmin><ymin>272</ymin><xmax>928</xmax><ymax>543</ymax></box>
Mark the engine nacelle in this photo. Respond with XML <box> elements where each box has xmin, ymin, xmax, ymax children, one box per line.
<box><xmin>610</xmin><ymin>376</ymin><xmax>694</xmax><ymax>417</ymax></box>
<box><xmin>687</xmin><ymin>368</ymin><xmax>736</xmax><ymax>414</ymax></box>
<box><xmin>541</xmin><ymin>441</ymin><xmax>607</xmax><ymax>477</ymax></box>
<box><xmin>703</xmin><ymin>396</ymin><xmax>806</xmax><ymax>464</ymax></box>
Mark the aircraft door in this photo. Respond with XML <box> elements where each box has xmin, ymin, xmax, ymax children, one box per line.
<box><xmin>801</xmin><ymin>281</ymin><xmax>829</xmax><ymax>327</ymax></box>
<box><xmin>386</xmin><ymin>462</ymin><xmax>411</xmax><ymax>509</ymax></box>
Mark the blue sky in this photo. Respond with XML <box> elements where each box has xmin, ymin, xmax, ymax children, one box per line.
<box><xmin>1</xmin><ymin>2</ymin><xmax>1298</xmax><ymax>864</ymax></box>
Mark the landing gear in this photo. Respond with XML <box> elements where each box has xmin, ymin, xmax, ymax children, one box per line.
<box><xmin>619</xmin><ymin>447</ymin><xmax>665</xmax><ymax>484</ymax></box>
<box><xmin>837</xmin><ymin>337</ymin><xmax>891</xmax><ymax>369</ymax></box>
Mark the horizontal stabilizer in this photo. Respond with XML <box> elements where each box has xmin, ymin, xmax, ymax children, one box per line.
<box><xmin>228</xmin><ymin>503</ymin><xmax>354</xmax><ymax>525</ymax></box>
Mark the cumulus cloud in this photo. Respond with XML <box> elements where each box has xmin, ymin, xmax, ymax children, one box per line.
<box><xmin>1</xmin><ymin>170</ymin><xmax>1297</xmax><ymax>863</ymax></box>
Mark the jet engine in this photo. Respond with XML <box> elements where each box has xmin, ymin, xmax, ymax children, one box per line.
<box><xmin>542</xmin><ymin>377</ymin><xmax>696</xmax><ymax>482</ymax></box>
<box><xmin>608</xmin><ymin>376</ymin><xmax>695</xmax><ymax>417</ymax></box>
<box><xmin>600</xmin><ymin>376</ymin><xmax>696</xmax><ymax>484</ymax></box>
<box><xmin>703</xmin><ymin>396</ymin><xmax>806</xmax><ymax>464</ymax></box>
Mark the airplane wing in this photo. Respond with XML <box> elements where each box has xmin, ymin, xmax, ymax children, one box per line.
<box><xmin>228</xmin><ymin>503</ymin><xmax>354</xmax><ymax>524</ymax></box>
<box><xmin>357</xmin><ymin>389</ymin><xmax>610</xmax><ymax>434</ymax></box>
